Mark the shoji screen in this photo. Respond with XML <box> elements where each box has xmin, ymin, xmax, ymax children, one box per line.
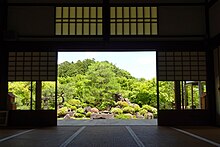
<box><xmin>8</xmin><ymin>52</ymin><xmax>57</xmax><ymax>81</ymax></box>
<box><xmin>157</xmin><ymin>51</ymin><xmax>206</xmax><ymax>81</ymax></box>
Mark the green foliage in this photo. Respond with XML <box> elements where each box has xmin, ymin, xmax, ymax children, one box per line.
<box><xmin>99</xmin><ymin>101</ymin><xmax>116</xmax><ymax>110</ymax></box>
<box><xmin>122</xmin><ymin>106</ymin><xmax>135</xmax><ymax>114</ymax></box>
<box><xmin>57</xmin><ymin>107</ymin><xmax>68</xmax><ymax>117</ymax></box>
<box><xmin>115</xmin><ymin>114</ymin><xmax>133</xmax><ymax>119</ymax></box>
<box><xmin>142</xmin><ymin>104</ymin><xmax>157</xmax><ymax>117</ymax></box>
<box><xmin>67</xmin><ymin>99</ymin><xmax>81</xmax><ymax>106</ymax></box>
<box><xmin>117</xmin><ymin>101</ymin><xmax>129</xmax><ymax>108</ymax></box>
<box><xmin>8</xmin><ymin>82</ymin><xmax>32</xmax><ymax>110</ymax></box>
<box><xmin>76</xmin><ymin>108</ymin><xmax>85</xmax><ymax>114</ymax></box>
<box><xmin>158</xmin><ymin>81</ymin><xmax>175</xmax><ymax>109</ymax></box>
<box><xmin>139</xmin><ymin>109</ymin><xmax>148</xmax><ymax>116</ymax></box>
<box><xmin>74</xmin><ymin>113</ymin><xmax>85</xmax><ymax>118</ymax></box>
<box><xmin>86</xmin><ymin>112</ymin><xmax>92</xmax><ymax>117</ymax></box>
<box><xmin>63</xmin><ymin>102</ymin><xmax>77</xmax><ymax>110</ymax></box>
<box><xmin>132</xmin><ymin>104</ymin><xmax>141</xmax><ymax>112</ymax></box>
<box><xmin>70</xmin><ymin>106</ymin><xmax>77</xmax><ymax>111</ymax></box>
<box><xmin>110</xmin><ymin>108</ymin><xmax>123</xmax><ymax>114</ymax></box>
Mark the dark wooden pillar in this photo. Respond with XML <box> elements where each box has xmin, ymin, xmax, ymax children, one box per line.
<box><xmin>103</xmin><ymin>0</ymin><xmax>110</xmax><ymax>42</ymax></box>
<box><xmin>35</xmin><ymin>81</ymin><xmax>42</xmax><ymax>110</ymax></box>
<box><xmin>0</xmin><ymin>0</ymin><xmax>8</xmax><ymax>110</ymax></box>
<box><xmin>0</xmin><ymin>52</ymin><xmax>8</xmax><ymax>110</ymax></box>
<box><xmin>175</xmin><ymin>81</ymin><xmax>181</xmax><ymax>110</ymax></box>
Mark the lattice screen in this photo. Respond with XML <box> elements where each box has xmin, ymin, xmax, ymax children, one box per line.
<box><xmin>56</xmin><ymin>7</ymin><xmax>103</xmax><ymax>35</ymax></box>
<box><xmin>157</xmin><ymin>51</ymin><xmax>206</xmax><ymax>81</ymax></box>
<box><xmin>110</xmin><ymin>7</ymin><xmax>157</xmax><ymax>35</ymax></box>
<box><xmin>8</xmin><ymin>52</ymin><xmax>57</xmax><ymax>81</ymax></box>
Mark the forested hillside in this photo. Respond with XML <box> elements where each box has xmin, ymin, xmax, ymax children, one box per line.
<box><xmin>58</xmin><ymin>59</ymin><xmax>158</xmax><ymax>108</ymax></box>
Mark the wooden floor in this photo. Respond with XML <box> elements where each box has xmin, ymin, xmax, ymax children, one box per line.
<box><xmin>0</xmin><ymin>126</ymin><xmax>220</xmax><ymax>147</ymax></box>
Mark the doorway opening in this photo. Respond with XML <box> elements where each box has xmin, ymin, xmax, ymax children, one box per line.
<box><xmin>57</xmin><ymin>51</ymin><xmax>158</xmax><ymax>125</ymax></box>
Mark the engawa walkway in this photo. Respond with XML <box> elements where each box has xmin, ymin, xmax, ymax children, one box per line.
<box><xmin>58</xmin><ymin>119</ymin><xmax>158</xmax><ymax>126</ymax></box>
<box><xmin>1</xmin><ymin>125</ymin><xmax>220</xmax><ymax>147</ymax></box>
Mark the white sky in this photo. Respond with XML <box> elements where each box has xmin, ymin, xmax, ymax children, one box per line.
<box><xmin>58</xmin><ymin>52</ymin><xmax>156</xmax><ymax>80</ymax></box>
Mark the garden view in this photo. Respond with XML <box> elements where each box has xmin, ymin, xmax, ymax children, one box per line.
<box><xmin>8</xmin><ymin>50</ymin><xmax>205</xmax><ymax>121</ymax></box>
<box><xmin>8</xmin><ymin>55</ymin><xmax>177</xmax><ymax>120</ymax></box>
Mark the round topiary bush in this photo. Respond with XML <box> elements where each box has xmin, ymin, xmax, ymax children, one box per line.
<box><xmin>99</xmin><ymin>101</ymin><xmax>116</xmax><ymax>110</ymax></box>
<box><xmin>122</xmin><ymin>106</ymin><xmax>135</xmax><ymax>114</ymax></box>
<box><xmin>57</xmin><ymin>107</ymin><xmax>68</xmax><ymax>117</ymax></box>
<box><xmin>67</xmin><ymin>99</ymin><xmax>81</xmax><ymax>106</ymax></box>
<box><xmin>86</xmin><ymin>112</ymin><xmax>92</xmax><ymax>117</ymax></box>
<box><xmin>76</xmin><ymin>108</ymin><xmax>85</xmax><ymax>114</ymax></box>
<box><xmin>110</xmin><ymin>108</ymin><xmax>123</xmax><ymax>114</ymax></box>
<box><xmin>142</xmin><ymin>105</ymin><xmax>157</xmax><ymax>113</ymax></box>
<box><xmin>74</xmin><ymin>113</ymin><xmax>85</xmax><ymax>118</ymax></box>
<box><xmin>115</xmin><ymin>114</ymin><xmax>133</xmax><ymax>119</ymax></box>
<box><xmin>70</xmin><ymin>106</ymin><xmax>77</xmax><ymax>111</ymax></box>
<box><xmin>132</xmin><ymin>104</ymin><xmax>141</xmax><ymax>112</ymax></box>
<box><xmin>139</xmin><ymin>109</ymin><xmax>148</xmax><ymax>116</ymax></box>
<box><xmin>117</xmin><ymin>101</ymin><xmax>129</xmax><ymax>108</ymax></box>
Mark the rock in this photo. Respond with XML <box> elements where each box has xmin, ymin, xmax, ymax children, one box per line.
<box><xmin>64</xmin><ymin>114</ymin><xmax>71</xmax><ymax>120</ymax></box>
<box><xmin>102</xmin><ymin>110</ymin><xmax>111</xmax><ymax>114</ymax></box>
<box><xmin>136</xmin><ymin>112</ymin><xmax>145</xmax><ymax>119</ymax></box>
<box><xmin>84</xmin><ymin>106</ymin><xmax>91</xmax><ymax>113</ymax></box>
<box><xmin>90</xmin><ymin>107</ymin><xmax>99</xmax><ymax>113</ymax></box>
<box><xmin>90</xmin><ymin>113</ymin><xmax>114</xmax><ymax>119</ymax></box>
<box><xmin>124</xmin><ymin>98</ymin><xmax>131</xmax><ymax>104</ymax></box>
<box><xmin>147</xmin><ymin>112</ymin><xmax>154</xmax><ymax>119</ymax></box>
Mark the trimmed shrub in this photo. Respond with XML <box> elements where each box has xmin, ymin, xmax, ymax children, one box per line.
<box><xmin>70</xmin><ymin>106</ymin><xmax>77</xmax><ymax>111</ymax></box>
<box><xmin>81</xmin><ymin>103</ymin><xmax>88</xmax><ymax>108</ymax></box>
<box><xmin>63</xmin><ymin>102</ymin><xmax>71</xmax><ymax>107</ymax></box>
<box><xmin>117</xmin><ymin>101</ymin><xmax>129</xmax><ymax>108</ymax></box>
<box><xmin>132</xmin><ymin>104</ymin><xmax>141</xmax><ymax>112</ymax></box>
<box><xmin>115</xmin><ymin>114</ymin><xmax>133</xmax><ymax>119</ymax></box>
<box><xmin>99</xmin><ymin>101</ymin><xmax>116</xmax><ymax>110</ymax></box>
<box><xmin>67</xmin><ymin>99</ymin><xmax>81</xmax><ymax>106</ymax></box>
<box><xmin>74</xmin><ymin>113</ymin><xmax>85</xmax><ymax>118</ymax></box>
<box><xmin>76</xmin><ymin>108</ymin><xmax>85</xmax><ymax>114</ymax></box>
<box><xmin>142</xmin><ymin>105</ymin><xmax>157</xmax><ymax>113</ymax></box>
<box><xmin>122</xmin><ymin>106</ymin><xmax>135</xmax><ymax>114</ymax></box>
<box><xmin>142</xmin><ymin>104</ymin><xmax>157</xmax><ymax>118</ymax></box>
<box><xmin>110</xmin><ymin>108</ymin><xmax>123</xmax><ymax>114</ymax></box>
<box><xmin>86</xmin><ymin>112</ymin><xmax>92</xmax><ymax>117</ymax></box>
<box><xmin>57</xmin><ymin>107</ymin><xmax>68</xmax><ymax>117</ymax></box>
<box><xmin>139</xmin><ymin>109</ymin><xmax>148</xmax><ymax>116</ymax></box>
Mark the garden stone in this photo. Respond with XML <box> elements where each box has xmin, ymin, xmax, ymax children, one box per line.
<box><xmin>64</xmin><ymin>114</ymin><xmax>71</xmax><ymax>119</ymax></box>
<box><xmin>90</xmin><ymin>113</ymin><xmax>114</xmax><ymax>119</ymax></box>
<box><xmin>84</xmin><ymin>106</ymin><xmax>91</xmax><ymax>113</ymax></box>
<box><xmin>136</xmin><ymin>112</ymin><xmax>145</xmax><ymax>119</ymax></box>
<box><xmin>90</xmin><ymin>107</ymin><xmax>99</xmax><ymax>113</ymax></box>
<box><xmin>147</xmin><ymin>112</ymin><xmax>154</xmax><ymax>119</ymax></box>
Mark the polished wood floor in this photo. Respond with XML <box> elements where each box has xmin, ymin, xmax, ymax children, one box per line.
<box><xmin>0</xmin><ymin>126</ymin><xmax>219</xmax><ymax>147</ymax></box>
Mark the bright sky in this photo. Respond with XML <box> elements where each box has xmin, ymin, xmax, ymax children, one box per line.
<box><xmin>58</xmin><ymin>52</ymin><xmax>156</xmax><ymax>80</ymax></box>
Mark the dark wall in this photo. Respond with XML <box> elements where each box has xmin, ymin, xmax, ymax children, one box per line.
<box><xmin>7</xmin><ymin>6</ymin><xmax>54</xmax><ymax>37</ymax></box>
<box><xmin>6</xmin><ymin>2</ymin><xmax>206</xmax><ymax>41</ymax></box>
<box><xmin>210</xmin><ymin>0</ymin><xmax>220</xmax><ymax>126</ymax></box>
<box><xmin>159</xmin><ymin>6</ymin><xmax>205</xmax><ymax>36</ymax></box>
<box><xmin>213</xmin><ymin>47</ymin><xmax>220</xmax><ymax>125</ymax></box>
<box><xmin>209</xmin><ymin>0</ymin><xmax>220</xmax><ymax>37</ymax></box>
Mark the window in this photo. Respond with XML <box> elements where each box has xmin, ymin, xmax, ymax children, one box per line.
<box><xmin>56</xmin><ymin>7</ymin><xmax>103</xmax><ymax>35</ymax></box>
<box><xmin>110</xmin><ymin>7</ymin><xmax>158</xmax><ymax>35</ymax></box>
<box><xmin>157</xmin><ymin>51</ymin><xmax>207</xmax><ymax>110</ymax></box>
